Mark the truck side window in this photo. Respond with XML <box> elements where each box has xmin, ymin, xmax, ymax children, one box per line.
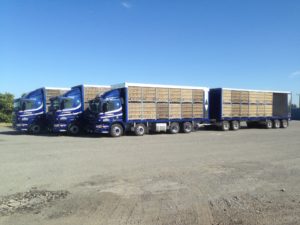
<box><xmin>106</xmin><ymin>100</ymin><xmax>121</xmax><ymax>112</ymax></box>
<box><xmin>103</xmin><ymin>102</ymin><xmax>108</xmax><ymax>112</ymax></box>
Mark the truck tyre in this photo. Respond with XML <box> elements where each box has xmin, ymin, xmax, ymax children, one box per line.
<box><xmin>221</xmin><ymin>121</ymin><xmax>230</xmax><ymax>131</ymax></box>
<box><xmin>273</xmin><ymin>120</ymin><xmax>280</xmax><ymax>129</ymax></box>
<box><xmin>265</xmin><ymin>120</ymin><xmax>273</xmax><ymax>129</ymax></box>
<box><xmin>182</xmin><ymin>122</ymin><xmax>192</xmax><ymax>133</ymax></box>
<box><xmin>31</xmin><ymin>124</ymin><xmax>41</xmax><ymax>134</ymax></box>
<box><xmin>110</xmin><ymin>124</ymin><xmax>123</xmax><ymax>137</ymax></box>
<box><xmin>69</xmin><ymin>124</ymin><xmax>80</xmax><ymax>135</ymax></box>
<box><xmin>281</xmin><ymin>120</ymin><xmax>288</xmax><ymax>128</ymax></box>
<box><xmin>169</xmin><ymin>122</ymin><xmax>180</xmax><ymax>134</ymax></box>
<box><xmin>134</xmin><ymin>124</ymin><xmax>146</xmax><ymax>136</ymax></box>
<box><xmin>230</xmin><ymin>120</ymin><xmax>240</xmax><ymax>131</ymax></box>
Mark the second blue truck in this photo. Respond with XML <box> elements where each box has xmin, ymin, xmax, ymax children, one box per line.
<box><xmin>47</xmin><ymin>84</ymin><xmax>110</xmax><ymax>134</ymax></box>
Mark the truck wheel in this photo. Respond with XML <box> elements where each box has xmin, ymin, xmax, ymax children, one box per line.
<box><xmin>281</xmin><ymin>120</ymin><xmax>288</xmax><ymax>128</ymax></box>
<box><xmin>134</xmin><ymin>124</ymin><xmax>146</xmax><ymax>136</ymax></box>
<box><xmin>221</xmin><ymin>121</ymin><xmax>230</xmax><ymax>131</ymax></box>
<box><xmin>265</xmin><ymin>120</ymin><xmax>273</xmax><ymax>129</ymax></box>
<box><xmin>69</xmin><ymin>124</ymin><xmax>80</xmax><ymax>135</ymax></box>
<box><xmin>230</xmin><ymin>121</ymin><xmax>240</xmax><ymax>131</ymax></box>
<box><xmin>110</xmin><ymin>124</ymin><xmax>123</xmax><ymax>137</ymax></box>
<box><xmin>273</xmin><ymin>120</ymin><xmax>280</xmax><ymax>129</ymax></box>
<box><xmin>31</xmin><ymin>124</ymin><xmax>41</xmax><ymax>134</ymax></box>
<box><xmin>182</xmin><ymin>122</ymin><xmax>193</xmax><ymax>133</ymax></box>
<box><xmin>169</xmin><ymin>122</ymin><xmax>180</xmax><ymax>134</ymax></box>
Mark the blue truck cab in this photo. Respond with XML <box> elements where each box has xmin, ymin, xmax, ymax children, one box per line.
<box><xmin>14</xmin><ymin>87</ymin><xmax>69</xmax><ymax>133</ymax></box>
<box><xmin>47</xmin><ymin>84</ymin><xmax>110</xmax><ymax>135</ymax></box>
<box><xmin>88</xmin><ymin>82</ymin><xmax>210</xmax><ymax>137</ymax></box>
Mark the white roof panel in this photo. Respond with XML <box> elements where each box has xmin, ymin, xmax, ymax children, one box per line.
<box><xmin>81</xmin><ymin>84</ymin><xmax>110</xmax><ymax>88</ymax></box>
<box><xmin>218</xmin><ymin>88</ymin><xmax>291</xmax><ymax>94</ymax></box>
<box><xmin>111</xmin><ymin>82</ymin><xmax>209</xmax><ymax>91</ymax></box>
<box><xmin>45</xmin><ymin>87</ymin><xmax>71</xmax><ymax>91</ymax></box>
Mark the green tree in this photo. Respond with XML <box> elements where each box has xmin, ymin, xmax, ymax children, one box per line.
<box><xmin>0</xmin><ymin>92</ymin><xmax>14</xmax><ymax>123</ymax></box>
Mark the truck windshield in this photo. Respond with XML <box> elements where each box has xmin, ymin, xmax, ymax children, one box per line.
<box><xmin>13</xmin><ymin>99</ymin><xmax>20</xmax><ymax>111</ymax></box>
<box><xmin>61</xmin><ymin>88</ymin><xmax>81</xmax><ymax>110</ymax></box>
<box><xmin>21</xmin><ymin>89</ymin><xmax>43</xmax><ymax>111</ymax></box>
<box><xmin>49</xmin><ymin>97</ymin><xmax>60</xmax><ymax>111</ymax></box>
<box><xmin>89</xmin><ymin>99</ymin><xmax>101</xmax><ymax>114</ymax></box>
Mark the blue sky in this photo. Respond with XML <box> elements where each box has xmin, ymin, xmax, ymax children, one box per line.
<box><xmin>0</xmin><ymin>0</ymin><xmax>299</xmax><ymax>103</ymax></box>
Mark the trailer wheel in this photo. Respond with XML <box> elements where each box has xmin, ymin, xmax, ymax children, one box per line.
<box><xmin>169</xmin><ymin>122</ymin><xmax>180</xmax><ymax>134</ymax></box>
<box><xmin>182</xmin><ymin>122</ymin><xmax>193</xmax><ymax>133</ymax></box>
<box><xmin>230</xmin><ymin>121</ymin><xmax>240</xmax><ymax>131</ymax></box>
<box><xmin>31</xmin><ymin>124</ymin><xmax>41</xmax><ymax>134</ymax></box>
<box><xmin>134</xmin><ymin>124</ymin><xmax>146</xmax><ymax>136</ymax></box>
<box><xmin>281</xmin><ymin>120</ymin><xmax>288</xmax><ymax>128</ymax></box>
<box><xmin>265</xmin><ymin>120</ymin><xmax>273</xmax><ymax>129</ymax></box>
<box><xmin>273</xmin><ymin>120</ymin><xmax>280</xmax><ymax>129</ymax></box>
<box><xmin>110</xmin><ymin>124</ymin><xmax>123</xmax><ymax>137</ymax></box>
<box><xmin>69</xmin><ymin>124</ymin><xmax>80</xmax><ymax>135</ymax></box>
<box><xmin>221</xmin><ymin>121</ymin><xmax>230</xmax><ymax>131</ymax></box>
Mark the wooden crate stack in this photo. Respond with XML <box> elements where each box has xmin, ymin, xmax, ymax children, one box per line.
<box><xmin>45</xmin><ymin>89</ymin><xmax>69</xmax><ymax>106</ymax></box>
<box><xmin>127</xmin><ymin>86</ymin><xmax>204</xmax><ymax>120</ymax></box>
<box><xmin>84</xmin><ymin>87</ymin><xmax>110</xmax><ymax>109</ymax></box>
<box><xmin>222</xmin><ymin>89</ymin><xmax>273</xmax><ymax>118</ymax></box>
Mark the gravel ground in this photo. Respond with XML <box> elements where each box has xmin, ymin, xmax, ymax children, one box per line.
<box><xmin>0</xmin><ymin>121</ymin><xmax>300</xmax><ymax>225</ymax></box>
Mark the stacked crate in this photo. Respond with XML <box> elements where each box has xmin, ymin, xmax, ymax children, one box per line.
<box><xmin>127</xmin><ymin>85</ymin><xmax>205</xmax><ymax>120</ymax></box>
<box><xmin>84</xmin><ymin>86</ymin><xmax>110</xmax><ymax>109</ymax></box>
<box><xmin>222</xmin><ymin>90</ymin><xmax>232</xmax><ymax>117</ymax></box>
<box><xmin>264</xmin><ymin>93</ymin><xmax>273</xmax><ymax>116</ymax></box>
<box><xmin>222</xmin><ymin>89</ymin><xmax>273</xmax><ymax>118</ymax></box>
<box><xmin>169</xmin><ymin>89</ymin><xmax>181</xmax><ymax>119</ymax></box>
<box><xmin>45</xmin><ymin>88</ymin><xmax>69</xmax><ymax>105</ymax></box>
<box><xmin>45</xmin><ymin>88</ymin><xmax>70</xmax><ymax>111</ymax></box>
<box><xmin>193</xmin><ymin>89</ymin><xmax>204</xmax><ymax>118</ymax></box>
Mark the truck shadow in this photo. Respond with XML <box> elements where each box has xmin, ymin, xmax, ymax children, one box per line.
<box><xmin>0</xmin><ymin>130</ymin><xmax>25</xmax><ymax>136</ymax></box>
<box><xmin>0</xmin><ymin>126</ymin><xmax>267</xmax><ymax>138</ymax></box>
<box><xmin>0</xmin><ymin>130</ymin><xmax>106</xmax><ymax>138</ymax></box>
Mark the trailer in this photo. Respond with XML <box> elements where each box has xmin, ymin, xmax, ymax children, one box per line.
<box><xmin>14</xmin><ymin>87</ymin><xmax>70</xmax><ymax>133</ymax></box>
<box><xmin>87</xmin><ymin>82</ymin><xmax>209</xmax><ymax>137</ymax></box>
<box><xmin>209</xmin><ymin>88</ymin><xmax>291</xmax><ymax>130</ymax></box>
<box><xmin>47</xmin><ymin>84</ymin><xmax>110</xmax><ymax>135</ymax></box>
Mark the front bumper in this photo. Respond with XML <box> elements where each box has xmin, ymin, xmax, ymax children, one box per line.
<box><xmin>51</xmin><ymin>123</ymin><xmax>68</xmax><ymax>132</ymax></box>
<box><xmin>15</xmin><ymin>123</ymin><xmax>30</xmax><ymax>131</ymax></box>
<box><xmin>94</xmin><ymin>124</ymin><xmax>110</xmax><ymax>134</ymax></box>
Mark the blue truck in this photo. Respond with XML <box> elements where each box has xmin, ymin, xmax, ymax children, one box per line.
<box><xmin>47</xmin><ymin>84</ymin><xmax>110</xmax><ymax>135</ymax></box>
<box><xmin>14</xmin><ymin>87</ymin><xmax>70</xmax><ymax>133</ymax></box>
<box><xmin>209</xmin><ymin>88</ymin><xmax>291</xmax><ymax>130</ymax></box>
<box><xmin>86</xmin><ymin>83</ymin><xmax>209</xmax><ymax>137</ymax></box>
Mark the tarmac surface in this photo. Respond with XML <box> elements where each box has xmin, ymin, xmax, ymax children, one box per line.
<box><xmin>0</xmin><ymin>122</ymin><xmax>300</xmax><ymax>225</ymax></box>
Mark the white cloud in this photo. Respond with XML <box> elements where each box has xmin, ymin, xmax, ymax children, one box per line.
<box><xmin>289</xmin><ymin>70</ymin><xmax>300</xmax><ymax>79</ymax></box>
<box><xmin>121</xmin><ymin>1</ymin><xmax>132</xmax><ymax>9</ymax></box>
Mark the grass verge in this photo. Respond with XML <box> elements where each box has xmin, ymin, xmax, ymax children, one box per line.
<box><xmin>0</xmin><ymin>123</ymin><xmax>12</xmax><ymax>128</ymax></box>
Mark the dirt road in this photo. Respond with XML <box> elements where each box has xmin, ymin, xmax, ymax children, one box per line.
<box><xmin>1</xmin><ymin>122</ymin><xmax>300</xmax><ymax>225</ymax></box>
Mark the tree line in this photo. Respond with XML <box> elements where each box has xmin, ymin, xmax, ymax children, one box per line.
<box><xmin>0</xmin><ymin>92</ymin><xmax>14</xmax><ymax>123</ymax></box>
